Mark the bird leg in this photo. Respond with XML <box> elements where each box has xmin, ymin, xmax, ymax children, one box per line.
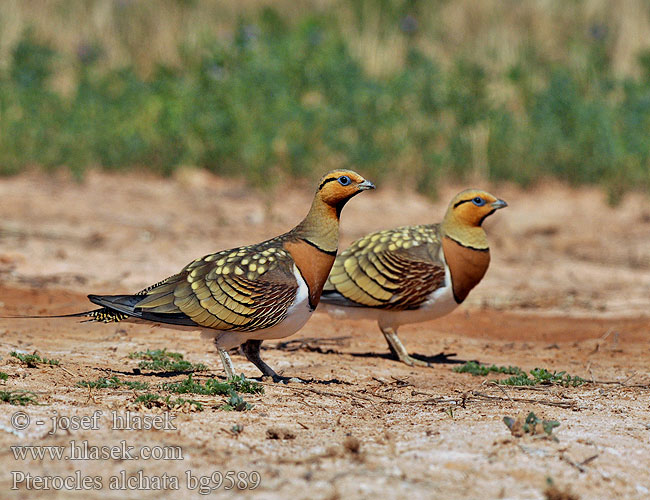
<box><xmin>217</xmin><ymin>348</ymin><xmax>236</xmax><ymax>380</ymax></box>
<box><xmin>380</xmin><ymin>326</ymin><xmax>431</xmax><ymax>367</ymax></box>
<box><xmin>241</xmin><ymin>339</ymin><xmax>303</xmax><ymax>383</ymax></box>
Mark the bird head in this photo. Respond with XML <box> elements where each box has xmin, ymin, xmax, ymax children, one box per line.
<box><xmin>316</xmin><ymin>169</ymin><xmax>375</xmax><ymax>213</ymax></box>
<box><xmin>445</xmin><ymin>189</ymin><xmax>507</xmax><ymax>228</ymax></box>
<box><xmin>441</xmin><ymin>189</ymin><xmax>507</xmax><ymax>249</ymax></box>
<box><xmin>295</xmin><ymin>169</ymin><xmax>375</xmax><ymax>254</ymax></box>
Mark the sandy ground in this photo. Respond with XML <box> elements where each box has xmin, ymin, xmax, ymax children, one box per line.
<box><xmin>0</xmin><ymin>170</ymin><xmax>649</xmax><ymax>499</ymax></box>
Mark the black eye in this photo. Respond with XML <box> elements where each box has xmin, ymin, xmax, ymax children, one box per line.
<box><xmin>472</xmin><ymin>197</ymin><xmax>486</xmax><ymax>206</ymax></box>
<box><xmin>338</xmin><ymin>175</ymin><xmax>351</xmax><ymax>186</ymax></box>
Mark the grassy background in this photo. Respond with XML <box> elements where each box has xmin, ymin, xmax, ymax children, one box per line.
<box><xmin>1</xmin><ymin>0</ymin><xmax>650</xmax><ymax>202</ymax></box>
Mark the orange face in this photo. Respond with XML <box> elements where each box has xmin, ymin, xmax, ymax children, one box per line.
<box><xmin>317</xmin><ymin>169</ymin><xmax>375</xmax><ymax>207</ymax></box>
<box><xmin>448</xmin><ymin>189</ymin><xmax>507</xmax><ymax>227</ymax></box>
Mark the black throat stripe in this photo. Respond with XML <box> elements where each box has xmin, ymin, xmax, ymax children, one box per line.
<box><xmin>478</xmin><ymin>209</ymin><xmax>496</xmax><ymax>226</ymax></box>
<box><xmin>301</xmin><ymin>238</ymin><xmax>338</xmax><ymax>256</ymax></box>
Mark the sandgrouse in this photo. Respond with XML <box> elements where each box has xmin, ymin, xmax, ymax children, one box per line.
<box><xmin>32</xmin><ymin>170</ymin><xmax>374</xmax><ymax>380</ymax></box>
<box><xmin>319</xmin><ymin>189</ymin><xmax>506</xmax><ymax>367</ymax></box>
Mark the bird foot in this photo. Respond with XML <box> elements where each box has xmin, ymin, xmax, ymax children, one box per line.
<box><xmin>382</xmin><ymin>329</ymin><xmax>432</xmax><ymax>368</ymax></box>
<box><xmin>264</xmin><ymin>374</ymin><xmax>308</xmax><ymax>384</ymax></box>
<box><xmin>395</xmin><ymin>354</ymin><xmax>432</xmax><ymax>368</ymax></box>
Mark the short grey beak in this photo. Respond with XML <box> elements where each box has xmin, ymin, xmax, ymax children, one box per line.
<box><xmin>491</xmin><ymin>199</ymin><xmax>507</xmax><ymax>209</ymax></box>
<box><xmin>358</xmin><ymin>180</ymin><xmax>376</xmax><ymax>191</ymax></box>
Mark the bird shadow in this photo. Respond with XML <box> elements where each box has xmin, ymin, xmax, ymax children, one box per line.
<box><xmin>345</xmin><ymin>350</ymin><xmax>468</xmax><ymax>365</ymax></box>
<box><xmin>254</xmin><ymin>376</ymin><xmax>352</xmax><ymax>386</ymax></box>
<box><xmin>269</xmin><ymin>336</ymin><xmax>468</xmax><ymax>366</ymax></box>
<box><xmin>106</xmin><ymin>368</ymin><xmax>348</xmax><ymax>385</ymax></box>
<box><xmin>107</xmin><ymin>368</ymin><xmax>198</xmax><ymax>378</ymax></box>
<box><xmin>272</xmin><ymin>343</ymin><xmax>468</xmax><ymax>366</ymax></box>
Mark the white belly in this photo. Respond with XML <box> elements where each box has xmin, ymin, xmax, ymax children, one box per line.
<box><xmin>320</xmin><ymin>265</ymin><xmax>458</xmax><ymax>331</ymax></box>
<box><xmin>201</xmin><ymin>264</ymin><xmax>312</xmax><ymax>349</ymax></box>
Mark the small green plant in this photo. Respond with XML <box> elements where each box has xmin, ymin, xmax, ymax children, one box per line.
<box><xmin>128</xmin><ymin>349</ymin><xmax>207</xmax><ymax>373</ymax></box>
<box><xmin>230</xmin><ymin>424</ymin><xmax>245</xmax><ymax>436</ymax></box>
<box><xmin>503</xmin><ymin>412</ymin><xmax>560</xmax><ymax>439</ymax></box>
<box><xmin>453</xmin><ymin>361</ymin><xmax>524</xmax><ymax>376</ymax></box>
<box><xmin>162</xmin><ymin>374</ymin><xmax>263</xmax><ymax>396</ymax></box>
<box><xmin>10</xmin><ymin>351</ymin><xmax>60</xmax><ymax>367</ymax></box>
<box><xmin>0</xmin><ymin>390</ymin><xmax>38</xmax><ymax>405</ymax></box>
<box><xmin>134</xmin><ymin>393</ymin><xmax>162</xmax><ymax>408</ymax></box>
<box><xmin>132</xmin><ymin>392</ymin><xmax>203</xmax><ymax>411</ymax></box>
<box><xmin>221</xmin><ymin>390</ymin><xmax>252</xmax><ymax>411</ymax></box>
<box><xmin>77</xmin><ymin>376</ymin><xmax>149</xmax><ymax>390</ymax></box>
<box><xmin>544</xmin><ymin>477</ymin><xmax>578</xmax><ymax>500</ymax></box>
<box><xmin>499</xmin><ymin>368</ymin><xmax>585</xmax><ymax>387</ymax></box>
<box><xmin>165</xmin><ymin>396</ymin><xmax>203</xmax><ymax>411</ymax></box>
<box><xmin>228</xmin><ymin>374</ymin><xmax>265</xmax><ymax>395</ymax></box>
<box><xmin>0</xmin><ymin>372</ymin><xmax>8</xmax><ymax>381</ymax></box>
<box><xmin>161</xmin><ymin>375</ymin><xmax>260</xmax><ymax>412</ymax></box>
<box><xmin>453</xmin><ymin>362</ymin><xmax>585</xmax><ymax>387</ymax></box>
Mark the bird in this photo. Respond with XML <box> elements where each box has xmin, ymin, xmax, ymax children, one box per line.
<box><xmin>319</xmin><ymin>189</ymin><xmax>507</xmax><ymax>367</ymax></box>
<box><xmin>9</xmin><ymin>170</ymin><xmax>374</xmax><ymax>381</ymax></box>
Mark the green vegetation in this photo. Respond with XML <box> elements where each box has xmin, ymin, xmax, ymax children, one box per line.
<box><xmin>128</xmin><ymin>349</ymin><xmax>207</xmax><ymax>373</ymax></box>
<box><xmin>133</xmin><ymin>393</ymin><xmax>161</xmax><ymax>407</ymax></box>
<box><xmin>10</xmin><ymin>351</ymin><xmax>60</xmax><ymax>367</ymax></box>
<box><xmin>221</xmin><ymin>391</ymin><xmax>253</xmax><ymax>412</ymax></box>
<box><xmin>133</xmin><ymin>393</ymin><xmax>203</xmax><ymax>411</ymax></box>
<box><xmin>1</xmin><ymin>2</ymin><xmax>649</xmax><ymax>201</ymax></box>
<box><xmin>161</xmin><ymin>374</ymin><xmax>264</xmax><ymax>396</ymax></box>
<box><xmin>453</xmin><ymin>361</ymin><xmax>524</xmax><ymax>377</ymax></box>
<box><xmin>504</xmin><ymin>412</ymin><xmax>561</xmax><ymax>438</ymax></box>
<box><xmin>499</xmin><ymin>368</ymin><xmax>586</xmax><ymax>387</ymax></box>
<box><xmin>453</xmin><ymin>362</ymin><xmax>586</xmax><ymax>387</ymax></box>
<box><xmin>134</xmin><ymin>374</ymin><xmax>260</xmax><ymax>412</ymax></box>
<box><xmin>77</xmin><ymin>376</ymin><xmax>149</xmax><ymax>391</ymax></box>
<box><xmin>121</xmin><ymin>350</ymin><xmax>261</xmax><ymax>411</ymax></box>
<box><xmin>0</xmin><ymin>390</ymin><xmax>38</xmax><ymax>406</ymax></box>
<box><xmin>0</xmin><ymin>372</ymin><xmax>8</xmax><ymax>381</ymax></box>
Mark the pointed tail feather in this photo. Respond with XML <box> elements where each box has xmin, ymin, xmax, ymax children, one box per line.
<box><xmin>0</xmin><ymin>294</ymin><xmax>141</xmax><ymax>323</ymax></box>
<box><xmin>0</xmin><ymin>308</ymin><xmax>128</xmax><ymax>323</ymax></box>
<box><xmin>0</xmin><ymin>310</ymin><xmax>99</xmax><ymax>319</ymax></box>
<box><xmin>2</xmin><ymin>294</ymin><xmax>198</xmax><ymax>327</ymax></box>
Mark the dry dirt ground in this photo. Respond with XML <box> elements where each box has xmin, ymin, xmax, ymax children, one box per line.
<box><xmin>0</xmin><ymin>170</ymin><xmax>649</xmax><ymax>499</ymax></box>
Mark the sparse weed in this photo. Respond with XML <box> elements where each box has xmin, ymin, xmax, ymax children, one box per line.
<box><xmin>227</xmin><ymin>374</ymin><xmax>265</xmax><ymax>395</ymax></box>
<box><xmin>0</xmin><ymin>390</ymin><xmax>38</xmax><ymax>406</ymax></box>
<box><xmin>504</xmin><ymin>412</ymin><xmax>560</xmax><ymax>439</ymax></box>
<box><xmin>133</xmin><ymin>393</ymin><xmax>163</xmax><ymax>408</ymax></box>
<box><xmin>453</xmin><ymin>361</ymin><xmax>524</xmax><ymax>377</ymax></box>
<box><xmin>161</xmin><ymin>374</ymin><xmax>263</xmax><ymax>396</ymax></box>
<box><xmin>160</xmin><ymin>374</ymin><xmax>260</xmax><ymax>411</ymax></box>
<box><xmin>133</xmin><ymin>393</ymin><xmax>203</xmax><ymax>411</ymax></box>
<box><xmin>229</xmin><ymin>424</ymin><xmax>245</xmax><ymax>436</ymax></box>
<box><xmin>128</xmin><ymin>349</ymin><xmax>207</xmax><ymax>373</ymax></box>
<box><xmin>544</xmin><ymin>477</ymin><xmax>579</xmax><ymax>500</ymax></box>
<box><xmin>0</xmin><ymin>372</ymin><xmax>8</xmax><ymax>381</ymax></box>
<box><xmin>499</xmin><ymin>368</ymin><xmax>586</xmax><ymax>387</ymax></box>
<box><xmin>10</xmin><ymin>351</ymin><xmax>60</xmax><ymax>367</ymax></box>
<box><xmin>221</xmin><ymin>391</ymin><xmax>253</xmax><ymax>412</ymax></box>
<box><xmin>166</xmin><ymin>397</ymin><xmax>203</xmax><ymax>411</ymax></box>
<box><xmin>77</xmin><ymin>376</ymin><xmax>149</xmax><ymax>390</ymax></box>
<box><xmin>453</xmin><ymin>362</ymin><xmax>585</xmax><ymax>387</ymax></box>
